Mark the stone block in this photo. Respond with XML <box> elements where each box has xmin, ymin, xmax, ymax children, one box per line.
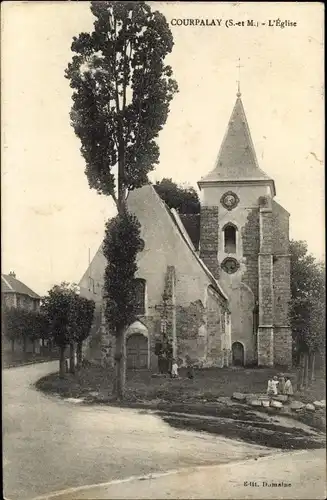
<box><xmin>262</xmin><ymin>400</ymin><xmax>270</xmax><ymax>408</ymax></box>
<box><xmin>232</xmin><ymin>392</ymin><xmax>246</xmax><ymax>402</ymax></box>
<box><xmin>250</xmin><ymin>399</ymin><xmax>262</xmax><ymax>407</ymax></box>
<box><xmin>290</xmin><ymin>401</ymin><xmax>305</xmax><ymax>411</ymax></box>
<box><xmin>305</xmin><ymin>403</ymin><xmax>316</xmax><ymax>412</ymax></box>
<box><xmin>313</xmin><ymin>401</ymin><xmax>325</xmax><ymax>409</ymax></box>
<box><xmin>270</xmin><ymin>400</ymin><xmax>283</xmax><ymax>409</ymax></box>
<box><xmin>272</xmin><ymin>395</ymin><xmax>288</xmax><ymax>402</ymax></box>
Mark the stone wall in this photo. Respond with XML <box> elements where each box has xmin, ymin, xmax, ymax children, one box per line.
<box><xmin>3</xmin><ymin>293</ymin><xmax>16</xmax><ymax>308</ymax></box>
<box><xmin>206</xmin><ymin>287</ymin><xmax>223</xmax><ymax>367</ymax></box>
<box><xmin>241</xmin><ymin>208</ymin><xmax>260</xmax><ymax>301</ymax></box>
<box><xmin>274</xmin><ymin>327</ymin><xmax>292</xmax><ymax>367</ymax></box>
<box><xmin>272</xmin><ymin>201</ymin><xmax>292</xmax><ymax>367</ymax></box>
<box><xmin>3</xmin><ymin>293</ymin><xmax>40</xmax><ymax>311</ymax></box>
<box><xmin>200</xmin><ymin>206</ymin><xmax>219</xmax><ymax>279</ymax></box>
<box><xmin>176</xmin><ymin>300</ymin><xmax>206</xmax><ymax>366</ymax></box>
<box><xmin>258</xmin><ymin>202</ymin><xmax>274</xmax><ymax>366</ymax></box>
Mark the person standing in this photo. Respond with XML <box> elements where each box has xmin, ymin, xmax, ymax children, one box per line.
<box><xmin>271</xmin><ymin>375</ymin><xmax>279</xmax><ymax>395</ymax></box>
<box><xmin>267</xmin><ymin>378</ymin><xmax>274</xmax><ymax>396</ymax></box>
<box><xmin>171</xmin><ymin>359</ymin><xmax>179</xmax><ymax>378</ymax></box>
<box><xmin>284</xmin><ymin>377</ymin><xmax>294</xmax><ymax>399</ymax></box>
<box><xmin>279</xmin><ymin>375</ymin><xmax>286</xmax><ymax>394</ymax></box>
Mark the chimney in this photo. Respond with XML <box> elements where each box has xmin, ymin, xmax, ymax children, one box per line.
<box><xmin>9</xmin><ymin>271</ymin><xmax>16</xmax><ymax>278</ymax></box>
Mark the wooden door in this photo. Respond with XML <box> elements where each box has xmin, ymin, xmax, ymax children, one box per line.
<box><xmin>126</xmin><ymin>333</ymin><xmax>148</xmax><ymax>369</ymax></box>
<box><xmin>232</xmin><ymin>342</ymin><xmax>244</xmax><ymax>366</ymax></box>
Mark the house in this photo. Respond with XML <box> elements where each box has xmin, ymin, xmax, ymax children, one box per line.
<box><xmin>2</xmin><ymin>272</ymin><xmax>41</xmax><ymax>353</ymax></box>
<box><xmin>79</xmin><ymin>89</ymin><xmax>292</xmax><ymax>369</ymax></box>
<box><xmin>1</xmin><ymin>272</ymin><xmax>41</xmax><ymax>311</ymax></box>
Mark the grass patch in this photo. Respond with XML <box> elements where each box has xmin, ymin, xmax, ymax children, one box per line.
<box><xmin>35</xmin><ymin>363</ymin><xmax>325</xmax><ymax>451</ymax></box>
<box><xmin>36</xmin><ymin>362</ymin><xmax>325</xmax><ymax>409</ymax></box>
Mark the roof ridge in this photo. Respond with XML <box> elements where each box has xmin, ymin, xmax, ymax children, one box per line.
<box><xmin>2</xmin><ymin>275</ymin><xmax>14</xmax><ymax>291</ymax></box>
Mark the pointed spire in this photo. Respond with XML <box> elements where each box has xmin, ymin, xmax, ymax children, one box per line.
<box><xmin>198</xmin><ymin>94</ymin><xmax>276</xmax><ymax>196</ymax></box>
<box><xmin>236</xmin><ymin>58</ymin><xmax>242</xmax><ymax>98</ymax></box>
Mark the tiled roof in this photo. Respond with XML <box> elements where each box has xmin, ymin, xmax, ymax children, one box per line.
<box><xmin>199</xmin><ymin>96</ymin><xmax>274</xmax><ymax>187</ymax></box>
<box><xmin>1</xmin><ymin>274</ymin><xmax>40</xmax><ymax>299</ymax></box>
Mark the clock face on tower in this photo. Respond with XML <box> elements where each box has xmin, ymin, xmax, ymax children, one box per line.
<box><xmin>220</xmin><ymin>191</ymin><xmax>239</xmax><ymax>211</ymax></box>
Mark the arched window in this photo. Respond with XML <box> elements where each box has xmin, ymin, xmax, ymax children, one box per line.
<box><xmin>133</xmin><ymin>279</ymin><xmax>146</xmax><ymax>316</ymax></box>
<box><xmin>224</xmin><ymin>224</ymin><xmax>237</xmax><ymax>253</ymax></box>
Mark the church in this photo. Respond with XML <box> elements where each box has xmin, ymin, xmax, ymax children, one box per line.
<box><xmin>79</xmin><ymin>90</ymin><xmax>292</xmax><ymax>370</ymax></box>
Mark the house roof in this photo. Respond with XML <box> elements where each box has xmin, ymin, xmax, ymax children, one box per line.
<box><xmin>1</xmin><ymin>274</ymin><xmax>40</xmax><ymax>299</ymax></box>
<box><xmin>198</xmin><ymin>95</ymin><xmax>276</xmax><ymax>195</ymax></box>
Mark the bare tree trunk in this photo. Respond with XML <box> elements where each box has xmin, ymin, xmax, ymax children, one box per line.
<box><xmin>303</xmin><ymin>352</ymin><xmax>309</xmax><ymax>388</ymax></box>
<box><xmin>114</xmin><ymin>330</ymin><xmax>126</xmax><ymax>400</ymax></box>
<box><xmin>59</xmin><ymin>346</ymin><xmax>66</xmax><ymax>378</ymax></box>
<box><xmin>23</xmin><ymin>336</ymin><xmax>27</xmax><ymax>353</ymax></box>
<box><xmin>32</xmin><ymin>340</ymin><xmax>36</xmax><ymax>354</ymax></box>
<box><xmin>76</xmin><ymin>341</ymin><xmax>83</xmax><ymax>370</ymax></box>
<box><xmin>298</xmin><ymin>352</ymin><xmax>305</xmax><ymax>390</ymax></box>
<box><xmin>310</xmin><ymin>351</ymin><xmax>316</xmax><ymax>383</ymax></box>
<box><xmin>11</xmin><ymin>338</ymin><xmax>15</xmax><ymax>353</ymax></box>
<box><xmin>69</xmin><ymin>342</ymin><xmax>75</xmax><ymax>374</ymax></box>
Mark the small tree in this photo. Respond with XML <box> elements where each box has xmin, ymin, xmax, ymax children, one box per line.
<box><xmin>42</xmin><ymin>283</ymin><xmax>74</xmax><ymax>378</ymax></box>
<box><xmin>24</xmin><ymin>309</ymin><xmax>49</xmax><ymax>354</ymax></box>
<box><xmin>69</xmin><ymin>294</ymin><xmax>95</xmax><ymax>369</ymax></box>
<box><xmin>3</xmin><ymin>307</ymin><xmax>22</xmax><ymax>352</ymax></box>
<box><xmin>65</xmin><ymin>1</ymin><xmax>178</xmax><ymax>398</ymax></box>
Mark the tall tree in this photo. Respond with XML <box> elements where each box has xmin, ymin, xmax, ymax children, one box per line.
<box><xmin>289</xmin><ymin>240</ymin><xmax>325</xmax><ymax>384</ymax></box>
<box><xmin>65</xmin><ymin>1</ymin><xmax>178</xmax><ymax>398</ymax></box>
<box><xmin>154</xmin><ymin>178</ymin><xmax>200</xmax><ymax>214</ymax></box>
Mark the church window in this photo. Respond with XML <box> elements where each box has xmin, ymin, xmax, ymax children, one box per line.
<box><xmin>133</xmin><ymin>279</ymin><xmax>146</xmax><ymax>316</ymax></box>
<box><xmin>221</xmin><ymin>257</ymin><xmax>239</xmax><ymax>274</ymax></box>
<box><xmin>224</xmin><ymin>224</ymin><xmax>237</xmax><ymax>253</ymax></box>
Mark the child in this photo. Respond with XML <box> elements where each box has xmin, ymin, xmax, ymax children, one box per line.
<box><xmin>284</xmin><ymin>377</ymin><xmax>294</xmax><ymax>399</ymax></box>
<box><xmin>171</xmin><ymin>359</ymin><xmax>179</xmax><ymax>378</ymax></box>
<box><xmin>271</xmin><ymin>375</ymin><xmax>279</xmax><ymax>395</ymax></box>
<box><xmin>279</xmin><ymin>375</ymin><xmax>286</xmax><ymax>395</ymax></box>
<box><xmin>267</xmin><ymin>378</ymin><xmax>274</xmax><ymax>396</ymax></box>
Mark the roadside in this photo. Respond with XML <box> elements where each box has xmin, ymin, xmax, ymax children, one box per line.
<box><xmin>2</xmin><ymin>349</ymin><xmax>59</xmax><ymax>369</ymax></box>
<box><xmin>31</xmin><ymin>449</ymin><xmax>326</xmax><ymax>500</ymax></box>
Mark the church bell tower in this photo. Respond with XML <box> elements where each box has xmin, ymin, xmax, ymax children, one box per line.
<box><xmin>198</xmin><ymin>83</ymin><xmax>292</xmax><ymax>368</ymax></box>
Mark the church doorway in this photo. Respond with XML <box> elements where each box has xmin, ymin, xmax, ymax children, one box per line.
<box><xmin>126</xmin><ymin>333</ymin><xmax>148</xmax><ymax>369</ymax></box>
<box><xmin>232</xmin><ymin>342</ymin><xmax>244</xmax><ymax>366</ymax></box>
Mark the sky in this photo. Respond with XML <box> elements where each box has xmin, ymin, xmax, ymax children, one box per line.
<box><xmin>1</xmin><ymin>1</ymin><xmax>324</xmax><ymax>296</ymax></box>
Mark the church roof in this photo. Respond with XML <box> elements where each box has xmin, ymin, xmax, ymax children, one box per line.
<box><xmin>198</xmin><ymin>95</ymin><xmax>275</xmax><ymax>194</ymax></box>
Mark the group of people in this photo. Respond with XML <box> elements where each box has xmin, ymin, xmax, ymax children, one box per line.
<box><xmin>267</xmin><ymin>375</ymin><xmax>293</xmax><ymax>398</ymax></box>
